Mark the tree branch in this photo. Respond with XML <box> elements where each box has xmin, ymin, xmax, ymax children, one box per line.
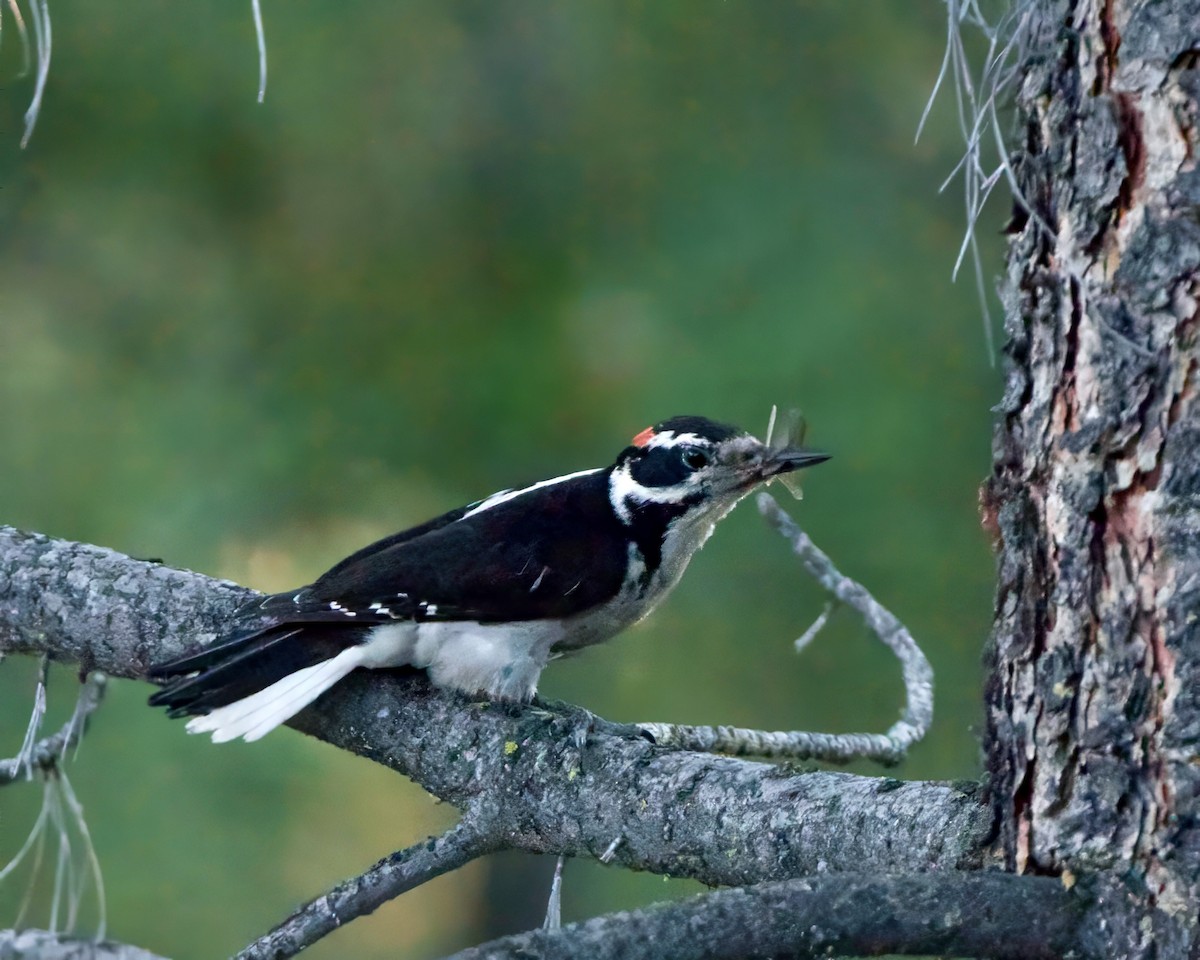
<box><xmin>442</xmin><ymin>872</ymin><xmax>1095</xmax><ymax>960</ymax></box>
<box><xmin>1</xmin><ymin>523</ymin><xmax>999</xmax><ymax>960</ymax></box>
<box><xmin>0</xmin><ymin>929</ymin><xmax>165</xmax><ymax>960</ymax></box>
<box><xmin>236</xmin><ymin>811</ymin><xmax>501</xmax><ymax>960</ymax></box>
<box><xmin>0</xmin><ymin>526</ymin><xmax>992</xmax><ymax>887</ymax></box>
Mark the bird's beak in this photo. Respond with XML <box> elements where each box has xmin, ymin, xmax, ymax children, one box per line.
<box><xmin>760</xmin><ymin>446</ymin><xmax>831</xmax><ymax>478</ymax></box>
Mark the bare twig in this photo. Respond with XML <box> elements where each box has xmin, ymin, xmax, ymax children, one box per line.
<box><xmin>0</xmin><ymin>673</ymin><xmax>108</xmax><ymax>786</ymax></box>
<box><xmin>236</xmin><ymin>812</ymin><xmax>500</xmax><ymax>960</ymax></box>
<box><xmin>794</xmin><ymin>600</ymin><xmax>836</xmax><ymax>653</ymax></box>
<box><xmin>542</xmin><ymin>856</ymin><xmax>565</xmax><ymax>931</ymax></box>
<box><xmin>2</xmin><ymin>672</ymin><xmax>109</xmax><ymax>939</ymax></box>
<box><xmin>442</xmin><ymin>872</ymin><xmax>1095</xmax><ymax>960</ymax></box>
<box><xmin>250</xmin><ymin>0</ymin><xmax>267</xmax><ymax>103</ymax></box>
<box><xmin>0</xmin><ymin>0</ymin><xmax>34</xmax><ymax>78</ymax></box>
<box><xmin>1</xmin><ymin>769</ymin><xmax>108</xmax><ymax>941</ymax></box>
<box><xmin>53</xmin><ymin>768</ymin><xmax>108</xmax><ymax>939</ymax></box>
<box><xmin>638</xmin><ymin>495</ymin><xmax>932</xmax><ymax>764</ymax></box>
<box><xmin>7</xmin><ymin>0</ymin><xmax>269</xmax><ymax>146</ymax></box>
<box><xmin>8</xmin><ymin>654</ymin><xmax>49</xmax><ymax>782</ymax></box>
<box><xmin>919</xmin><ymin>0</ymin><xmax>1048</xmax><ymax>364</ymax></box>
<box><xmin>19</xmin><ymin>0</ymin><xmax>51</xmax><ymax>147</ymax></box>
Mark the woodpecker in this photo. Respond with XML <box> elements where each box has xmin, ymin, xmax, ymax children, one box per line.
<box><xmin>148</xmin><ymin>415</ymin><xmax>828</xmax><ymax>742</ymax></box>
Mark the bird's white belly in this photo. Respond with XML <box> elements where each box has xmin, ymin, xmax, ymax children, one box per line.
<box><xmin>362</xmin><ymin>618</ymin><xmax>569</xmax><ymax>701</ymax></box>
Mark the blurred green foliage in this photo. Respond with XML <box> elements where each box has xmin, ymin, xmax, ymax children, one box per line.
<box><xmin>0</xmin><ymin>1</ymin><xmax>1002</xmax><ymax>957</ymax></box>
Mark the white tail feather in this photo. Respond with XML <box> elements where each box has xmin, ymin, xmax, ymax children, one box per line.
<box><xmin>186</xmin><ymin>647</ymin><xmax>364</xmax><ymax>743</ymax></box>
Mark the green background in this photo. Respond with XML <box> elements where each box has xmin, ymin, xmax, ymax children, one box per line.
<box><xmin>0</xmin><ymin>2</ymin><xmax>1002</xmax><ymax>957</ymax></box>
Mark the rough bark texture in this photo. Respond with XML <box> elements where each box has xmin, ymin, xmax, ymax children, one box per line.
<box><xmin>985</xmin><ymin>0</ymin><xmax>1200</xmax><ymax>954</ymax></box>
<box><xmin>446</xmin><ymin>873</ymin><xmax>1096</xmax><ymax>960</ymax></box>
<box><xmin>0</xmin><ymin>526</ymin><xmax>992</xmax><ymax>889</ymax></box>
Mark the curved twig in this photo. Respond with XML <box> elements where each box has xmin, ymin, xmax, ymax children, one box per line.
<box><xmin>638</xmin><ymin>494</ymin><xmax>933</xmax><ymax>764</ymax></box>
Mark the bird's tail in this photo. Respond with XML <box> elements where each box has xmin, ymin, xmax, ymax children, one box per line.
<box><xmin>148</xmin><ymin>621</ymin><xmax>368</xmax><ymax>743</ymax></box>
<box><xmin>184</xmin><ymin>647</ymin><xmax>364</xmax><ymax>742</ymax></box>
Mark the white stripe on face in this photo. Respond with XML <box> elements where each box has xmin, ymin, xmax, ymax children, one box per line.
<box><xmin>462</xmin><ymin>468</ymin><xmax>604</xmax><ymax>519</ymax></box>
<box><xmin>608</xmin><ymin>460</ymin><xmax>701</xmax><ymax>525</ymax></box>
<box><xmin>640</xmin><ymin>431</ymin><xmax>707</xmax><ymax>450</ymax></box>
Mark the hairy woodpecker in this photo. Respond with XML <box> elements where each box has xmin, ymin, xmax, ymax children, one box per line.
<box><xmin>148</xmin><ymin>415</ymin><xmax>828</xmax><ymax>742</ymax></box>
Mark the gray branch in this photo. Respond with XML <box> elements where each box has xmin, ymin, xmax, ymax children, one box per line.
<box><xmin>0</xmin><ymin>525</ymin><xmax>995</xmax><ymax>956</ymax></box>
<box><xmin>639</xmin><ymin>494</ymin><xmax>933</xmax><ymax>763</ymax></box>
<box><xmin>0</xmin><ymin>525</ymin><xmax>990</xmax><ymax>884</ymax></box>
<box><xmin>443</xmin><ymin>872</ymin><xmax>1101</xmax><ymax>960</ymax></box>
<box><xmin>236</xmin><ymin>812</ymin><xmax>500</xmax><ymax>960</ymax></box>
<box><xmin>0</xmin><ymin>929</ymin><xmax>165</xmax><ymax>960</ymax></box>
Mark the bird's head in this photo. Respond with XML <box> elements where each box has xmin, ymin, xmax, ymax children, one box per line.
<box><xmin>609</xmin><ymin>414</ymin><xmax>829</xmax><ymax>527</ymax></box>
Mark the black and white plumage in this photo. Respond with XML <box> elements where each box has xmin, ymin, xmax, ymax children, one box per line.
<box><xmin>148</xmin><ymin>415</ymin><xmax>828</xmax><ymax>742</ymax></box>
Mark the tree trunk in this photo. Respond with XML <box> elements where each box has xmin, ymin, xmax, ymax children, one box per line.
<box><xmin>985</xmin><ymin>0</ymin><xmax>1200</xmax><ymax>954</ymax></box>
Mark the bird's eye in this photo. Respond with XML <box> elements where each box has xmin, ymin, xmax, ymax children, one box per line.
<box><xmin>682</xmin><ymin>448</ymin><xmax>709</xmax><ymax>470</ymax></box>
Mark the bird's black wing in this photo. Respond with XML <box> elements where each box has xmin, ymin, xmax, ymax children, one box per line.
<box><xmin>148</xmin><ymin>500</ymin><xmax>483</xmax><ymax>691</ymax></box>
<box><xmin>148</xmin><ymin>470</ymin><xmax>628</xmax><ymax>715</ymax></box>
<box><xmin>311</xmin><ymin>500</ymin><xmax>482</xmax><ymax>583</ymax></box>
<box><xmin>308</xmin><ymin>468</ymin><xmax>630</xmax><ymax>623</ymax></box>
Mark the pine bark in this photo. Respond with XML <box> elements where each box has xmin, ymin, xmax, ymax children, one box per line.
<box><xmin>985</xmin><ymin>0</ymin><xmax>1200</xmax><ymax>954</ymax></box>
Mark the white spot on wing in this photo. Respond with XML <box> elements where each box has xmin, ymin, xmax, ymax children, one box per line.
<box><xmin>530</xmin><ymin>566</ymin><xmax>549</xmax><ymax>592</ymax></box>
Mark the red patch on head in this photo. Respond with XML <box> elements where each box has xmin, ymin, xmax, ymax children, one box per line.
<box><xmin>631</xmin><ymin>426</ymin><xmax>656</xmax><ymax>447</ymax></box>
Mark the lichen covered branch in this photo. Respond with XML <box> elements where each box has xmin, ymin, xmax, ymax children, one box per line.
<box><xmin>0</xmin><ymin>525</ymin><xmax>987</xmax><ymax>885</ymax></box>
<box><xmin>0</xmin><ymin>525</ymin><xmax>993</xmax><ymax>957</ymax></box>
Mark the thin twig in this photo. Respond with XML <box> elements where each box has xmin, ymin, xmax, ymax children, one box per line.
<box><xmin>250</xmin><ymin>0</ymin><xmax>267</xmax><ymax>103</ymax></box>
<box><xmin>56</xmin><ymin>768</ymin><xmax>107</xmax><ymax>939</ymax></box>
<box><xmin>236</xmin><ymin>811</ymin><xmax>500</xmax><ymax>960</ymax></box>
<box><xmin>10</xmin><ymin>655</ymin><xmax>49</xmax><ymax>782</ymax></box>
<box><xmin>1</xmin><ymin>673</ymin><xmax>109</xmax><ymax>938</ymax></box>
<box><xmin>639</xmin><ymin>495</ymin><xmax>932</xmax><ymax>765</ymax></box>
<box><xmin>0</xmin><ymin>673</ymin><xmax>108</xmax><ymax>786</ymax></box>
<box><xmin>20</xmin><ymin>0</ymin><xmax>51</xmax><ymax>148</ymax></box>
<box><xmin>542</xmin><ymin>856</ymin><xmax>565</xmax><ymax>931</ymax></box>
<box><xmin>794</xmin><ymin>601</ymin><xmax>836</xmax><ymax>653</ymax></box>
<box><xmin>920</xmin><ymin>0</ymin><xmax>1049</xmax><ymax>366</ymax></box>
<box><xmin>12</xmin><ymin>0</ymin><xmax>268</xmax><ymax>145</ymax></box>
<box><xmin>2</xmin><ymin>0</ymin><xmax>33</xmax><ymax>77</ymax></box>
